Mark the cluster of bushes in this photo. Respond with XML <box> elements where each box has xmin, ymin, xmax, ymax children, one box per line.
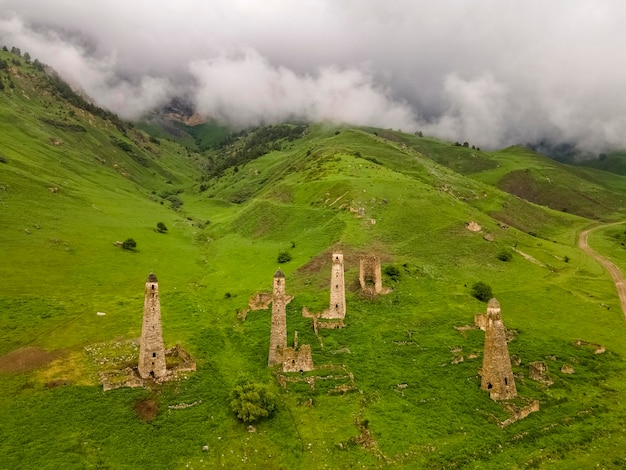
<box><xmin>453</xmin><ymin>141</ymin><xmax>480</xmax><ymax>151</ymax></box>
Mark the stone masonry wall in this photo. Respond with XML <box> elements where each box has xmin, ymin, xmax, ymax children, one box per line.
<box><xmin>359</xmin><ymin>255</ymin><xmax>383</xmax><ymax>294</ymax></box>
<box><xmin>323</xmin><ymin>252</ymin><xmax>346</xmax><ymax>320</ymax></box>
<box><xmin>138</xmin><ymin>273</ymin><xmax>167</xmax><ymax>379</ymax></box>
<box><xmin>480</xmin><ymin>298</ymin><xmax>517</xmax><ymax>400</ymax></box>
<box><xmin>268</xmin><ymin>270</ymin><xmax>288</xmax><ymax>367</ymax></box>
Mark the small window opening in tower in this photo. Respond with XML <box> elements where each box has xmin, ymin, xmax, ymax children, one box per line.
<box><xmin>505</xmin><ymin>377</ymin><xmax>508</xmax><ymax>385</ymax></box>
<box><xmin>292</xmin><ymin>360</ymin><xmax>295</xmax><ymax>365</ymax></box>
<box><xmin>335</xmin><ymin>304</ymin><xmax>339</xmax><ymax>308</ymax></box>
<box><xmin>150</xmin><ymin>371</ymin><xmax>155</xmax><ymax>378</ymax></box>
<box><xmin>336</xmin><ymin>256</ymin><xmax>339</xmax><ymax>260</ymax></box>
<box><xmin>336</xmin><ymin>285</ymin><xmax>339</xmax><ymax>288</ymax></box>
<box><xmin>152</xmin><ymin>285</ymin><xmax>154</xmax><ymax>290</ymax></box>
<box><xmin>151</xmin><ymin>362</ymin><xmax>155</xmax><ymax>366</ymax></box>
<box><xmin>153</xmin><ymin>352</ymin><xmax>156</xmax><ymax>357</ymax></box>
<box><xmin>487</xmin><ymin>383</ymin><xmax>493</xmax><ymax>389</ymax></box>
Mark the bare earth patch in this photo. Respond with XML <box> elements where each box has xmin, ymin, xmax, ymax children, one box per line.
<box><xmin>0</xmin><ymin>347</ymin><xmax>63</xmax><ymax>373</ymax></box>
<box><xmin>134</xmin><ymin>398</ymin><xmax>159</xmax><ymax>422</ymax></box>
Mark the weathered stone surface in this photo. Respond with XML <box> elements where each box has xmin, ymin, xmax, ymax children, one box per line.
<box><xmin>529</xmin><ymin>361</ymin><xmax>553</xmax><ymax>385</ymax></box>
<box><xmin>138</xmin><ymin>273</ymin><xmax>167</xmax><ymax>379</ymax></box>
<box><xmin>359</xmin><ymin>255</ymin><xmax>383</xmax><ymax>294</ymax></box>
<box><xmin>268</xmin><ymin>270</ymin><xmax>288</xmax><ymax>366</ymax></box>
<box><xmin>282</xmin><ymin>343</ymin><xmax>314</xmax><ymax>373</ymax></box>
<box><xmin>561</xmin><ymin>364</ymin><xmax>575</xmax><ymax>374</ymax></box>
<box><xmin>322</xmin><ymin>252</ymin><xmax>346</xmax><ymax>320</ymax></box>
<box><xmin>480</xmin><ymin>298</ymin><xmax>517</xmax><ymax>400</ymax></box>
<box><xmin>466</xmin><ymin>221</ymin><xmax>482</xmax><ymax>232</ymax></box>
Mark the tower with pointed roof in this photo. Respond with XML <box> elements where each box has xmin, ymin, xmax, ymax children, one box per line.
<box><xmin>480</xmin><ymin>298</ymin><xmax>517</xmax><ymax>400</ymax></box>
<box><xmin>268</xmin><ymin>269</ymin><xmax>288</xmax><ymax>366</ymax></box>
<box><xmin>138</xmin><ymin>273</ymin><xmax>167</xmax><ymax>379</ymax></box>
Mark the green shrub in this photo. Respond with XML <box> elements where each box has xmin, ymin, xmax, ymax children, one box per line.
<box><xmin>122</xmin><ymin>238</ymin><xmax>137</xmax><ymax>250</ymax></box>
<box><xmin>384</xmin><ymin>265</ymin><xmax>401</xmax><ymax>281</ymax></box>
<box><xmin>471</xmin><ymin>281</ymin><xmax>492</xmax><ymax>302</ymax></box>
<box><xmin>277</xmin><ymin>252</ymin><xmax>292</xmax><ymax>263</ymax></box>
<box><xmin>229</xmin><ymin>381</ymin><xmax>277</xmax><ymax>423</ymax></box>
<box><xmin>156</xmin><ymin>222</ymin><xmax>168</xmax><ymax>233</ymax></box>
<box><xmin>496</xmin><ymin>250</ymin><xmax>512</xmax><ymax>262</ymax></box>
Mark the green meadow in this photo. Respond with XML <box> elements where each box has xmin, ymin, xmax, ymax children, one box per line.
<box><xmin>1</xmin><ymin>49</ymin><xmax>626</xmax><ymax>468</ymax></box>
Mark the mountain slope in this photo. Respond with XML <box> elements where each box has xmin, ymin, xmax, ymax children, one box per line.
<box><xmin>1</xmin><ymin>49</ymin><xmax>626</xmax><ymax>468</ymax></box>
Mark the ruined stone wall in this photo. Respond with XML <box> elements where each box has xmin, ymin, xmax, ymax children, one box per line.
<box><xmin>474</xmin><ymin>313</ymin><xmax>487</xmax><ymax>331</ymax></box>
<box><xmin>359</xmin><ymin>255</ymin><xmax>383</xmax><ymax>294</ymax></box>
<box><xmin>268</xmin><ymin>270</ymin><xmax>288</xmax><ymax>367</ymax></box>
<box><xmin>480</xmin><ymin>298</ymin><xmax>517</xmax><ymax>400</ymax></box>
<box><xmin>138</xmin><ymin>273</ymin><xmax>167</xmax><ymax>379</ymax></box>
<box><xmin>282</xmin><ymin>344</ymin><xmax>314</xmax><ymax>373</ymax></box>
<box><xmin>324</xmin><ymin>252</ymin><xmax>346</xmax><ymax>320</ymax></box>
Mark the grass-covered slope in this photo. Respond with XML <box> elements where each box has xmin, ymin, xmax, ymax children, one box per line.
<box><xmin>2</xmin><ymin>50</ymin><xmax>626</xmax><ymax>468</ymax></box>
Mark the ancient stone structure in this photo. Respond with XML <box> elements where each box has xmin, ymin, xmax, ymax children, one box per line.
<box><xmin>474</xmin><ymin>312</ymin><xmax>487</xmax><ymax>330</ymax></box>
<box><xmin>322</xmin><ymin>252</ymin><xmax>346</xmax><ymax>320</ymax></box>
<box><xmin>282</xmin><ymin>332</ymin><xmax>314</xmax><ymax>373</ymax></box>
<box><xmin>359</xmin><ymin>255</ymin><xmax>383</xmax><ymax>294</ymax></box>
<box><xmin>529</xmin><ymin>361</ymin><xmax>553</xmax><ymax>385</ymax></box>
<box><xmin>268</xmin><ymin>269</ymin><xmax>288</xmax><ymax>367</ymax></box>
<box><xmin>480</xmin><ymin>298</ymin><xmax>517</xmax><ymax>400</ymax></box>
<box><xmin>138</xmin><ymin>273</ymin><xmax>167</xmax><ymax>379</ymax></box>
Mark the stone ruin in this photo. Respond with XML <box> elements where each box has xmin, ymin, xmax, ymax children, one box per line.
<box><xmin>100</xmin><ymin>273</ymin><xmax>196</xmax><ymax>390</ymax></box>
<box><xmin>480</xmin><ymin>298</ymin><xmax>517</xmax><ymax>401</ymax></box>
<box><xmin>529</xmin><ymin>361</ymin><xmax>553</xmax><ymax>386</ymax></box>
<box><xmin>359</xmin><ymin>255</ymin><xmax>383</xmax><ymax>295</ymax></box>
<box><xmin>282</xmin><ymin>331</ymin><xmax>314</xmax><ymax>373</ymax></box>
<box><xmin>321</xmin><ymin>252</ymin><xmax>346</xmax><ymax>321</ymax></box>
<box><xmin>306</xmin><ymin>252</ymin><xmax>348</xmax><ymax>330</ymax></box>
<box><xmin>267</xmin><ymin>269</ymin><xmax>314</xmax><ymax>372</ymax></box>
<box><xmin>268</xmin><ymin>269</ymin><xmax>289</xmax><ymax>367</ymax></box>
<box><xmin>138</xmin><ymin>273</ymin><xmax>167</xmax><ymax>379</ymax></box>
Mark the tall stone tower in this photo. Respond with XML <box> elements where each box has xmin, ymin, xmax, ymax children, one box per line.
<box><xmin>481</xmin><ymin>298</ymin><xmax>517</xmax><ymax>400</ymax></box>
<box><xmin>138</xmin><ymin>273</ymin><xmax>167</xmax><ymax>379</ymax></box>
<box><xmin>327</xmin><ymin>252</ymin><xmax>346</xmax><ymax>319</ymax></box>
<box><xmin>268</xmin><ymin>269</ymin><xmax>288</xmax><ymax>367</ymax></box>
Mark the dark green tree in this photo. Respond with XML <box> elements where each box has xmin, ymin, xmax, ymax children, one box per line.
<box><xmin>156</xmin><ymin>222</ymin><xmax>168</xmax><ymax>233</ymax></box>
<box><xmin>471</xmin><ymin>281</ymin><xmax>493</xmax><ymax>302</ymax></box>
<box><xmin>122</xmin><ymin>238</ymin><xmax>137</xmax><ymax>250</ymax></box>
<box><xmin>229</xmin><ymin>381</ymin><xmax>277</xmax><ymax>423</ymax></box>
<box><xmin>277</xmin><ymin>252</ymin><xmax>292</xmax><ymax>263</ymax></box>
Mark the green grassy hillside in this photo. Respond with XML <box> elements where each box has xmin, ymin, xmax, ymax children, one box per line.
<box><xmin>1</xmin><ymin>49</ymin><xmax>626</xmax><ymax>468</ymax></box>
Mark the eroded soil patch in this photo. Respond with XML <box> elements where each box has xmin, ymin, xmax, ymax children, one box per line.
<box><xmin>0</xmin><ymin>347</ymin><xmax>63</xmax><ymax>373</ymax></box>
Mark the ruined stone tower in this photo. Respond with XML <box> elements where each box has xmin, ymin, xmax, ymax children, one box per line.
<box><xmin>359</xmin><ymin>255</ymin><xmax>383</xmax><ymax>294</ymax></box>
<box><xmin>138</xmin><ymin>273</ymin><xmax>167</xmax><ymax>379</ymax></box>
<box><xmin>325</xmin><ymin>252</ymin><xmax>346</xmax><ymax>319</ymax></box>
<box><xmin>481</xmin><ymin>298</ymin><xmax>517</xmax><ymax>400</ymax></box>
<box><xmin>268</xmin><ymin>269</ymin><xmax>288</xmax><ymax>367</ymax></box>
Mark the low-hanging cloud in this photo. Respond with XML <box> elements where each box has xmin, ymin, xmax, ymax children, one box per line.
<box><xmin>190</xmin><ymin>50</ymin><xmax>417</xmax><ymax>129</ymax></box>
<box><xmin>1</xmin><ymin>0</ymin><xmax>626</xmax><ymax>152</ymax></box>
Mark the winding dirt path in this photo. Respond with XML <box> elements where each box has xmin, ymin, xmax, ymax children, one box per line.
<box><xmin>578</xmin><ymin>222</ymin><xmax>626</xmax><ymax>320</ymax></box>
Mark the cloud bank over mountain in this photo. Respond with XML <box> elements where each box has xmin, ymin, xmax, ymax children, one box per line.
<box><xmin>1</xmin><ymin>0</ymin><xmax>625</xmax><ymax>151</ymax></box>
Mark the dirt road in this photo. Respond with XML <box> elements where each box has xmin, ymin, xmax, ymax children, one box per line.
<box><xmin>578</xmin><ymin>222</ymin><xmax>626</xmax><ymax>320</ymax></box>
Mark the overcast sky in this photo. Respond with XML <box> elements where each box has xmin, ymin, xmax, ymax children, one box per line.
<box><xmin>1</xmin><ymin>0</ymin><xmax>625</xmax><ymax>151</ymax></box>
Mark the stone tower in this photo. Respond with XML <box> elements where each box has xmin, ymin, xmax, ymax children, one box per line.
<box><xmin>138</xmin><ymin>273</ymin><xmax>167</xmax><ymax>379</ymax></box>
<box><xmin>326</xmin><ymin>252</ymin><xmax>346</xmax><ymax>319</ymax></box>
<box><xmin>359</xmin><ymin>255</ymin><xmax>383</xmax><ymax>294</ymax></box>
<box><xmin>481</xmin><ymin>298</ymin><xmax>517</xmax><ymax>400</ymax></box>
<box><xmin>268</xmin><ymin>269</ymin><xmax>288</xmax><ymax>367</ymax></box>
